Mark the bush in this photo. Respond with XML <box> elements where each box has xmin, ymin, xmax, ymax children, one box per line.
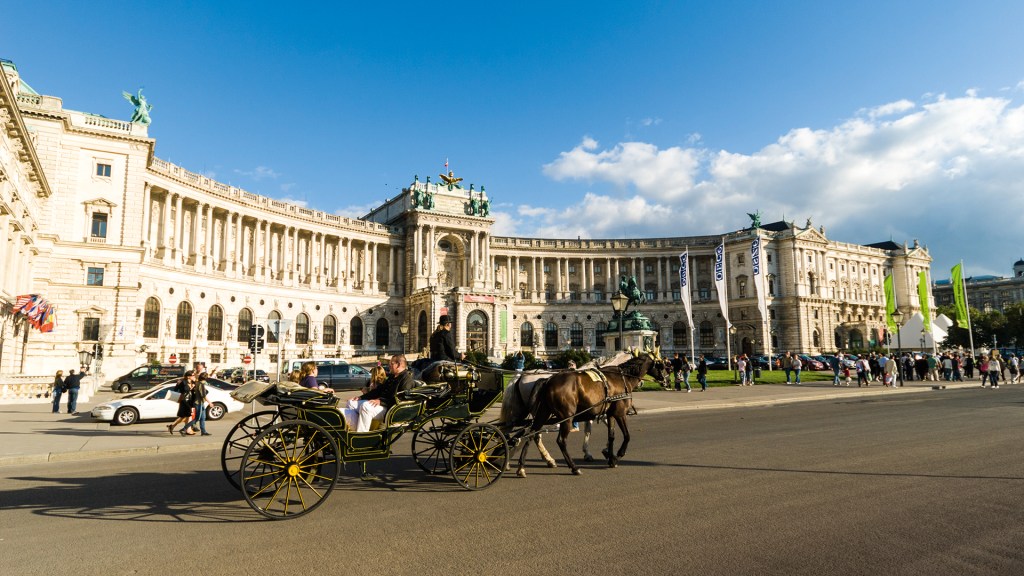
<box><xmin>501</xmin><ymin>351</ymin><xmax>540</xmax><ymax>370</ymax></box>
<box><xmin>464</xmin><ymin>350</ymin><xmax>490</xmax><ymax>366</ymax></box>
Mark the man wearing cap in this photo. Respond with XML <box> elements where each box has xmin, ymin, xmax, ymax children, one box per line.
<box><xmin>429</xmin><ymin>314</ymin><xmax>462</xmax><ymax>362</ymax></box>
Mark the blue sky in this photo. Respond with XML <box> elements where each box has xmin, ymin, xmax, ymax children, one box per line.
<box><xmin>5</xmin><ymin>1</ymin><xmax>1024</xmax><ymax>278</ymax></box>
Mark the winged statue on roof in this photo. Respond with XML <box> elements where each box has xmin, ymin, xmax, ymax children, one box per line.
<box><xmin>439</xmin><ymin>170</ymin><xmax>463</xmax><ymax>190</ymax></box>
<box><xmin>122</xmin><ymin>88</ymin><xmax>153</xmax><ymax>126</ymax></box>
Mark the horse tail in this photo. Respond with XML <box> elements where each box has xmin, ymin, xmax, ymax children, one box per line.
<box><xmin>498</xmin><ymin>375</ymin><xmax>521</xmax><ymax>428</ymax></box>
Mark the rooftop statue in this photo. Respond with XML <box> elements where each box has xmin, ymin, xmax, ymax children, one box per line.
<box><xmin>479</xmin><ymin>197</ymin><xmax>489</xmax><ymax>217</ymax></box>
<box><xmin>747</xmin><ymin>210</ymin><xmax>761</xmax><ymax>229</ymax></box>
<box><xmin>122</xmin><ymin>88</ymin><xmax>153</xmax><ymax>126</ymax></box>
<box><xmin>439</xmin><ymin>170</ymin><xmax>463</xmax><ymax>190</ymax></box>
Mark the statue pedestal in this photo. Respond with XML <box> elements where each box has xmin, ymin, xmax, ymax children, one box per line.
<box><xmin>603</xmin><ymin>329</ymin><xmax>658</xmax><ymax>353</ymax></box>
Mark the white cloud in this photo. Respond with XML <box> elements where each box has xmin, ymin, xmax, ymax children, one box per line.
<box><xmin>273</xmin><ymin>196</ymin><xmax>308</xmax><ymax>209</ymax></box>
<box><xmin>235</xmin><ymin>166</ymin><xmax>280</xmax><ymax>180</ymax></box>
<box><xmin>519</xmin><ymin>90</ymin><xmax>1024</xmax><ymax>277</ymax></box>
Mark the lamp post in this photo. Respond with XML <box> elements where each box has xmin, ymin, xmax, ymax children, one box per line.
<box><xmin>729</xmin><ymin>325</ymin><xmax>738</xmax><ymax>382</ymax></box>
<box><xmin>399</xmin><ymin>322</ymin><xmax>409</xmax><ymax>354</ymax></box>
<box><xmin>891</xmin><ymin>308</ymin><xmax>904</xmax><ymax>387</ymax></box>
<box><xmin>611</xmin><ymin>292</ymin><xmax>629</xmax><ymax>352</ymax></box>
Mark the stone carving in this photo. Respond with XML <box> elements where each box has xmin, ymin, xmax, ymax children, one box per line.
<box><xmin>122</xmin><ymin>88</ymin><xmax>153</xmax><ymax>126</ymax></box>
<box><xmin>439</xmin><ymin>170</ymin><xmax>463</xmax><ymax>190</ymax></box>
<box><xmin>747</xmin><ymin>210</ymin><xmax>761</xmax><ymax>229</ymax></box>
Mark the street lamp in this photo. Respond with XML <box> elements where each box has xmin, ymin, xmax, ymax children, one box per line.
<box><xmin>891</xmin><ymin>308</ymin><xmax>904</xmax><ymax>387</ymax></box>
<box><xmin>77</xmin><ymin>349</ymin><xmax>93</xmax><ymax>371</ymax></box>
<box><xmin>729</xmin><ymin>325</ymin><xmax>738</xmax><ymax>382</ymax></box>
<box><xmin>399</xmin><ymin>322</ymin><xmax>409</xmax><ymax>354</ymax></box>
<box><xmin>610</xmin><ymin>292</ymin><xmax>629</xmax><ymax>351</ymax></box>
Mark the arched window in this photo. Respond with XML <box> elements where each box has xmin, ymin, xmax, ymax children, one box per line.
<box><xmin>296</xmin><ymin>313</ymin><xmax>309</xmax><ymax>344</ymax></box>
<box><xmin>545</xmin><ymin>322</ymin><xmax>558</xmax><ymax>348</ymax></box>
<box><xmin>323</xmin><ymin>315</ymin><xmax>337</xmax><ymax>346</ymax></box>
<box><xmin>699</xmin><ymin>321</ymin><xmax>714</xmax><ymax>347</ymax></box>
<box><xmin>350</xmin><ymin>317</ymin><xmax>363</xmax><ymax>346</ymax></box>
<box><xmin>849</xmin><ymin>329</ymin><xmax>864</xmax><ymax>349</ymax></box>
<box><xmin>267</xmin><ymin>310</ymin><xmax>281</xmax><ymax>343</ymax></box>
<box><xmin>673</xmin><ymin>321</ymin><xmax>688</xmax><ymax>347</ymax></box>
<box><xmin>208</xmin><ymin>305</ymin><xmax>223</xmax><ymax>342</ymax></box>
<box><xmin>570</xmin><ymin>322</ymin><xmax>583</xmax><ymax>347</ymax></box>
<box><xmin>143</xmin><ymin>297</ymin><xmax>160</xmax><ymax>338</ymax></box>
<box><xmin>812</xmin><ymin>330</ymin><xmax>821</xmax><ymax>348</ymax></box>
<box><xmin>176</xmin><ymin>302</ymin><xmax>193</xmax><ymax>340</ymax></box>
<box><xmin>237</xmin><ymin>308</ymin><xmax>253</xmax><ymax>342</ymax></box>
<box><xmin>376</xmin><ymin>318</ymin><xmax>390</xmax><ymax>348</ymax></box>
<box><xmin>595</xmin><ymin>321</ymin><xmax>606</xmax><ymax>348</ymax></box>
<box><xmin>467</xmin><ymin>311</ymin><xmax>487</xmax><ymax>353</ymax></box>
<box><xmin>417</xmin><ymin>310</ymin><xmax>429</xmax><ymax>352</ymax></box>
<box><xmin>520</xmin><ymin>322</ymin><xmax>534</xmax><ymax>347</ymax></box>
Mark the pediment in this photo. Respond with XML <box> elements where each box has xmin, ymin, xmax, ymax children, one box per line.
<box><xmin>82</xmin><ymin>197</ymin><xmax>118</xmax><ymax>208</ymax></box>
<box><xmin>74</xmin><ymin>305</ymin><xmax>107</xmax><ymax>315</ymax></box>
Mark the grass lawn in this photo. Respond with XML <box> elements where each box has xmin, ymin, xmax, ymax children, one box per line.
<box><xmin>636</xmin><ymin>368</ymin><xmax>837</xmax><ymax>389</ymax></box>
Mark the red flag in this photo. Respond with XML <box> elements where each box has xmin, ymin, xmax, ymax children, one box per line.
<box><xmin>444</xmin><ymin>158</ymin><xmax>448</xmax><ymax>170</ymax></box>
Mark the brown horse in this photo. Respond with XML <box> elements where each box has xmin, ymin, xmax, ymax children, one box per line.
<box><xmin>515</xmin><ymin>351</ymin><xmax>666</xmax><ymax>476</ymax></box>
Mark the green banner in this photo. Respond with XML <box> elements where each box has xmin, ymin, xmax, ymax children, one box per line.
<box><xmin>917</xmin><ymin>271</ymin><xmax>931</xmax><ymax>333</ymax></box>
<box><xmin>884</xmin><ymin>274</ymin><xmax>897</xmax><ymax>332</ymax></box>
<box><xmin>951</xmin><ymin>263</ymin><xmax>969</xmax><ymax>326</ymax></box>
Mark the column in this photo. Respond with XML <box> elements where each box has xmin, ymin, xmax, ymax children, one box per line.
<box><xmin>234</xmin><ymin>214</ymin><xmax>243</xmax><ymax>274</ymax></box>
<box><xmin>427</xmin><ymin>226</ymin><xmax>436</xmax><ymax>279</ymax></box>
<box><xmin>141</xmin><ymin>184</ymin><xmax>152</xmax><ymax>251</ymax></box>
<box><xmin>413</xmin><ymin>226</ymin><xmax>421</xmax><ymax>277</ymax></box>
<box><xmin>388</xmin><ymin>246</ymin><xmax>396</xmax><ymax>295</ymax></box>
<box><xmin>204</xmin><ymin>205</ymin><xmax>214</xmax><ymax>270</ymax></box>
<box><xmin>656</xmin><ymin>256</ymin><xmax>663</xmax><ymax>300</ymax></box>
<box><xmin>335</xmin><ymin>238</ymin><xmax>343</xmax><ymax>291</ymax></box>
<box><xmin>0</xmin><ymin>216</ymin><xmax>9</xmax><ymax>291</ymax></box>
<box><xmin>161</xmin><ymin>193</ymin><xmax>172</xmax><ymax>261</ymax></box>
<box><xmin>587</xmin><ymin>257</ymin><xmax>595</xmax><ymax>300</ymax></box>
<box><xmin>189</xmin><ymin>203</ymin><xmax>199</xmax><ymax>264</ymax></box>
<box><xmin>291</xmin><ymin>227</ymin><xmax>299</xmax><ymax>280</ymax></box>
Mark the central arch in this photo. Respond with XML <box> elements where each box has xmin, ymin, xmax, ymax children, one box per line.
<box><xmin>466</xmin><ymin>310</ymin><xmax>488</xmax><ymax>354</ymax></box>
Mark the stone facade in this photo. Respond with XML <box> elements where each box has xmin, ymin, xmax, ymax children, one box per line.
<box><xmin>0</xmin><ymin>63</ymin><xmax>935</xmax><ymax>393</ymax></box>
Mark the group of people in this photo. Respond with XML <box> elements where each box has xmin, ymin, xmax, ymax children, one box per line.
<box><xmin>50</xmin><ymin>367</ymin><xmax>88</xmax><ymax>415</ymax></box>
<box><xmin>666</xmin><ymin>353</ymin><xmax>708</xmax><ymax>392</ymax></box>
<box><xmin>167</xmin><ymin>369</ymin><xmax>213</xmax><ymax>436</ymax></box>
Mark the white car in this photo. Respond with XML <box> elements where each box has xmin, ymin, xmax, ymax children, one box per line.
<box><xmin>91</xmin><ymin>379</ymin><xmax>246</xmax><ymax>426</ymax></box>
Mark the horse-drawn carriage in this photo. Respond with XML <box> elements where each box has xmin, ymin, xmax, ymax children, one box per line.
<box><xmin>221</xmin><ymin>351</ymin><xmax>667</xmax><ymax>520</ymax></box>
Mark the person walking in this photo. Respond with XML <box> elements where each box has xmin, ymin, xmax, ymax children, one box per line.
<box><xmin>783</xmin><ymin>351</ymin><xmax>793</xmax><ymax>384</ymax></box>
<box><xmin>791</xmin><ymin>354</ymin><xmax>803</xmax><ymax>384</ymax></box>
<box><xmin>65</xmin><ymin>368</ymin><xmax>82</xmax><ymax>415</ymax></box>
<box><xmin>184</xmin><ymin>373</ymin><xmax>212</xmax><ymax>436</ymax></box>
<box><xmin>696</xmin><ymin>355</ymin><xmax>708</xmax><ymax>392</ymax></box>
<box><xmin>831</xmin><ymin>354</ymin><xmax>843</xmax><ymax>386</ymax></box>
<box><xmin>51</xmin><ymin>370</ymin><xmax>65</xmax><ymax>413</ymax></box>
<box><xmin>979</xmin><ymin>355</ymin><xmax>990</xmax><ymax>387</ymax></box>
<box><xmin>681</xmin><ymin>354</ymin><xmax>693</xmax><ymax>392</ymax></box>
<box><xmin>670</xmin><ymin>353</ymin><xmax>684</xmax><ymax>391</ymax></box>
<box><xmin>857</xmin><ymin>355</ymin><xmax>870</xmax><ymax>387</ymax></box>
<box><xmin>736</xmin><ymin>354</ymin><xmax>748</xmax><ymax>386</ymax></box>
<box><xmin>988</xmin><ymin>354</ymin><xmax>1001</xmax><ymax>389</ymax></box>
<box><xmin>168</xmin><ymin>370</ymin><xmax>197</xmax><ymax>435</ymax></box>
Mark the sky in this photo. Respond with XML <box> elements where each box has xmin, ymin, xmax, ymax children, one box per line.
<box><xmin>4</xmin><ymin>1</ymin><xmax>1024</xmax><ymax>279</ymax></box>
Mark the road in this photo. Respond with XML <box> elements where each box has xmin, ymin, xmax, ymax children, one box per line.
<box><xmin>2</xmin><ymin>386</ymin><xmax>1023</xmax><ymax>576</ymax></box>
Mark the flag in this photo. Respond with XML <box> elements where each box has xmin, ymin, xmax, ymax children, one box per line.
<box><xmin>714</xmin><ymin>240</ymin><xmax>730</xmax><ymax>327</ymax></box>
<box><xmin>951</xmin><ymin>263</ymin><xmax>969</xmax><ymax>326</ymax></box>
<box><xmin>678</xmin><ymin>251</ymin><xmax>693</xmax><ymax>334</ymax></box>
<box><xmin>444</xmin><ymin>158</ymin><xmax>449</xmax><ymax>171</ymax></box>
<box><xmin>917</xmin><ymin>271</ymin><xmax>931</xmax><ymax>333</ymax></box>
<box><xmin>751</xmin><ymin>236</ymin><xmax>768</xmax><ymax>321</ymax></box>
<box><xmin>883</xmin><ymin>274</ymin><xmax>897</xmax><ymax>332</ymax></box>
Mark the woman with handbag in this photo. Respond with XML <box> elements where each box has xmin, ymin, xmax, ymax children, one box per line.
<box><xmin>167</xmin><ymin>370</ymin><xmax>198</xmax><ymax>435</ymax></box>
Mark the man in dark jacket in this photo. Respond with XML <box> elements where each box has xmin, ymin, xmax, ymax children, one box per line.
<box><xmin>65</xmin><ymin>368</ymin><xmax>84</xmax><ymax>415</ymax></box>
<box><xmin>429</xmin><ymin>315</ymin><xmax>463</xmax><ymax>362</ymax></box>
<box><xmin>346</xmin><ymin>354</ymin><xmax>415</xmax><ymax>431</ymax></box>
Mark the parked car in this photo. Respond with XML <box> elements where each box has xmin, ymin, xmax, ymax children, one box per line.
<box><xmin>111</xmin><ymin>364</ymin><xmax>186</xmax><ymax>393</ymax></box>
<box><xmin>797</xmin><ymin>354</ymin><xmax>826</xmax><ymax>371</ymax></box>
<box><xmin>230</xmin><ymin>368</ymin><xmax>269</xmax><ymax>383</ymax></box>
<box><xmin>215</xmin><ymin>367</ymin><xmax>242</xmax><ymax>380</ymax></box>
<box><xmin>750</xmin><ymin>355</ymin><xmax>772</xmax><ymax>369</ymax></box>
<box><xmin>315</xmin><ymin>363</ymin><xmax>371</xmax><ymax>390</ymax></box>
<box><xmin>703</xmin><ymin>356</ymin><xmax>729</xmax><ymax>370</ymax></box>
<box><xmin>91</xmin><ymin>378</ymin><xmax>245</xmax><ymax>426</ymax></box>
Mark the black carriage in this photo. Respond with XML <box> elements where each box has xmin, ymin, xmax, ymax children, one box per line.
<box><xmin>220</xmin><ymin>362</ymin><xmax>507</xmax><ymax>520</ymax></box>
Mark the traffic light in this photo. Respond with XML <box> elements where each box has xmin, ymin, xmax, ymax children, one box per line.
<box><xmin>248</xmin><ymin>324</ymin><xmax>266</xmax><ymax>354</ymax></box>
<box><xmin>93</xmin><ymin>343</ymin><xmax>104</xmax><ymax>359</ymax></box>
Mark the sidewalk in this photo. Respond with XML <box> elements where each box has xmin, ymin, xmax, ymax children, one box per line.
<box><xmin>0</xmin><ymin>378</ymin><xmax>981</xmax><ymax>467</ymax></box>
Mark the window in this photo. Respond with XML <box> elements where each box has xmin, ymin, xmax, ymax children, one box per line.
<box><xmin>673</xmin><ymin>321</ymin><xmax>688</xmax><ymax>347</ymax></box>
<box><xmin>267</xmin><ymin>310</ymin><xmax>281</xmax><ymax>344</ymax></box>
<box><xmin>699</xmin><ymin>321</ymin><xmax>714</xmax><ymax>347</ymax></box>
<box><xmin>207</xmin><ymin>305</ymin><xmax>223</xmax><ymax>342</ymax></box>
<box><xmin>520</xmin><ymin>322</ymin><xmax>534</xmax><ymax>347</ymax></box>
<box><xmin>544</xmin><ymin>322</ymin><xmax>558</xmax><ymax>348</ymax></box>
<box><xmin>143</xmin><ymin>297</ymin><xmax>160</xmax><ymax>338</ymax></box>
<box><xmin>323</xmin><ymin>315</ymin><xmax>337</xmax><ymax>346</ymax></box>
<box><xmin>296</xmin><ymin>313</ymin><xmax>309</xmax><ymax>344</ymax></box>
<box><xmin>570</xmin><ymin>322</ymin><xmax>583</xmax><ymax>347</ymax></box>
<box><xmin>594</xmin><ymin>265</ymin><xmax>602</xmax><ymax>274</ymax></box>
<box><xmin>96</xmin><ymin>163</ymin><xmax>111</xmax><ymax>177</ymax></box>
<box><xmin>595</xmin><ymin>322</ymin><xmax>606</xmax><ymax>348</ymax></box>
<box><xmin>568</xmin><ymin>265</ymin><xmax>576</xmax><ymax>274</ymax></box>
<box><xmin>210</xmin><ymin>353</ymin><xmax>222</xmax><ymax>364</ymax></box>
<box><xmin>375</xmin><ymin>318</ymin><xmax>390</xmax><ymax>348</ymax></box>
<box><xmin>237</xmin><ymin>308</ymin><xmax>253</xmax><ymax>342</ymax></box>
<box><xmin>350</xmin><ymin>317</ymin><xmax>364</xmax><ymax>346</ymax></box>
<box><xmin>82</xmin><ymin>317</ymin><xmax>100</xmax><ymax>341</ymax></box>
<box><xmin>698</xmin><ymin>281</ymin><xmax>711</xmax><ymax>300</ymax></box>
<box><xmin>645</xmin><ymin>263</ymin><xmax>653</xmax><ymax>273</ymax></box>
<box><xmin>737</xmin><ymin>253</ymin><xmax>745</xmax><ymax>265</ymax></box>
<box><xmin>87</xmin><ymin>267</ymin><xmax>104</xmax><ymax>286</ymax></box>
<box><xmin>543</xmin><ymin>264</ymin><xmax>550</xmax><ymax>273</ymax></box>
<box><xmin>176</xmin><ymin>302</ymin><xmax>193</xmax><ymax>340</ymax></box>
<box><xmin>90</xmin><ymin>213</ymin><xmax>108</xmax><ymax>238</ymax></box>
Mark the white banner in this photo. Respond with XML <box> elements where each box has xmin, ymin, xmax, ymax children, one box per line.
<box><xmin>678</xmin><ymin>251</ymin><xmax>693</xmax><ymax>334</ymax></box>
<box><xmin>751</xmin><ymin>236</ymin><xmax>768</xmax><ymax>321</ymax></box>
<box><xmin>714</xmin><ymin>240</ymin><xmax>730</xmax><ymax>327</ymax></box>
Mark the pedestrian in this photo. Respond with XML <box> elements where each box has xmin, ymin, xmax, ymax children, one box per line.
<box><xmin>670</xmin><ymin>353</ymin><xmax>684</xmax><ymax>391</ymax></box>
<box><xmin>791</xmin><ymin>353</ymin><xmax>803</xmax><ymax>384</ymax></box>
<box><xmin>65</xmin><ymin>368</ymin><xmax>82</xmax><ymax>415</ymax></box>
<box><xmin>883</xmin><ymin>353</ymin><xmax>898</xmax><ymax>387</ymax></box>
<box><xmin>513</xmin><ymin>350</ymin><xmax>525</xmax><ymax>373</ymax></box>
<box><xmin>696</xmin><ymin>354</ymin><xmax>708</xmax><ymax>392</ymax></box>
<box><xmin>1009</xmin><ymin>354</ymin><xmax>1019</xmax><ymax>384</ymax></box>
<box><xmin>857</xmin><ymin>355</ymin><xmax>870</xmax><ymax>387</ymax></box>
<box><xmin>737</xmin><ymin>354</ymin><xmax>748</xmax><ymax>386</ymax></box>
<box><xmin>51</xmin><ymin>370</ymin><xmax>65</xmax><ymax>413</ymax></box>
<box><xmin>831</xmin><ymin>354</ymin><xmax>842</xmax><ymax>386</ymax></box>
<box><xmin>783</xmin><ymin>351</ymin><xmax>792</xmax><ymax>384</ymax></box>
<box><xmin>941</xmin><ymin>354</ymin><xmax>953</xmax><ymax>381</ymax></box>
<box><xmin>744</xmin><ymin>355</ymin><xmax>754</xmax><ymax>385</ymax></box>
<box><xmin>842</xmin><ymin>362</ymin><xmax>852</xmax><ymax>386</ymax></box>
<box><xmin>979</xmin><ymin>355</ymin><xmax>990</xmax><ymax>387</ymax></box>
<box><xmin>681</xmin><ymin>354</ymin><xmax>693</xmax><ymax>392</ymax></box>
<box><xmin>184</xmin><ymin>373</ymin><xmax>212</xmax><ymax>436</ymax></box>
<box><xmin>168</xmin><ymin>370</ymin><xmax>197</xmax><ymax>435</ymax></box>
<box><xmin>926</xmin><ymin>354</ymin><xmax>939</xmax><ymax>381</ymax></box>
<box><xmin>988</xmin><ymin>354</ymin><xmax>1001</xmax><ymax>389</ymax></box>
<box><xmin>963</xmin><ymin>355</ymin><xmax>975</xmax><ymax>379</ymax></box>
<box><xmin>951</xmin><ymin>354</ymin><xmax>963</xmax><ymax>382</ymax></box>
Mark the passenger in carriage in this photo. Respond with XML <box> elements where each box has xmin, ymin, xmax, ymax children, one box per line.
<box><xmin>345</xmin><ymin>354</ymin><xmax>415</xmax><ymax>432</ymax></box>
<box><xmin>298</xmin><ymin>362</ymin><xmax>334</xmax><ymax>393</ymax></box>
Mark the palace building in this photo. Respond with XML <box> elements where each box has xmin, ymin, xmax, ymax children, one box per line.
<box><xmin>0</xmin><ymin>61</ymin><xmax>935</xmax><ymax>392</ymax></box>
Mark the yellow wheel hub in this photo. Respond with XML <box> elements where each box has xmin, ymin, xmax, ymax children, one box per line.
<box><xmin>476</xmin><ymin>452</ymin><xmax>488</xmax><ymax>463</ymax></box>
<box><xmin>287</xmin><ymin>463</ymin><xmax>300</xmax><ymax>477</ymax></box>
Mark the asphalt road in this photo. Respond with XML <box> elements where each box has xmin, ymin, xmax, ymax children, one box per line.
<box><xmin>2</xmin><ymin>387</ymin><xmax>1023</xmax><ymax>576</ymax></box>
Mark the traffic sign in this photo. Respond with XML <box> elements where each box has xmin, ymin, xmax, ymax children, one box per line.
<box><xmin>243</xmin><ymin>355</ymin><xmax>253</xmax><ymax>365</ymax></box>
<box><xmin>168</xmin><ymin>354</ymin><xmax>177</xmax><ymax>365</ymax></box>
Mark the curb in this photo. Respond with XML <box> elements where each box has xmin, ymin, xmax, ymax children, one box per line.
<box><xmin>0</xmin><ymin>441</ymin><xmax>223</xmax><ymax>468</ymax></box>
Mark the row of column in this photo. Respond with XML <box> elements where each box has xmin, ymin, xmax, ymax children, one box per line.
<box><xmin>142</xmin><ymin>187</ymin><xmax>404</xmax><ymax>295</ymax></box>
<box><xmin>0</xmin><ymin>214</ymin><xmax>31</xmax><ymax>299</ymax></box>
<box><xmin>491</xmin><ymin>254</ymin><xmax>695</xmax><ymax>300</ymax></box>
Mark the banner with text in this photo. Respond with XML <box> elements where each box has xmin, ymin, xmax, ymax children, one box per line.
<box><xmin>678</xmin><ymin>251</ymin><xmax>693</xmax><ymax>333</ymax></box>
<box><xmin>714</xmin><ymin>241</ymin><xmax>730</xmax><ymax>327</ymax></box>
<box><xmin>951</xmin><ymin>263</ymin><xmax>969</xmax><ymax>326</ymax></box>
<box><xmin>751</xmin><ymin>236</ymin><xmax>768</xmax><ymax>321</ymax></box>
<box><xmin>917</xmin><ymin>271</ymin><xmax>931</xmax><ymax>333</ymax></box>
<box><xmin>883</xmin><ymin>274</ymin><xmax>897</xmax><ymax>332</ymax></box>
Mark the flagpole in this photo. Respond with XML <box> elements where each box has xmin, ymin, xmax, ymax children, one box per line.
<box><xmin>925</xmin><ymin>267</ymin><xmax>937</xmax><ymax>356</ymax></box>
<box><xmin>961</xmin><ymin>259</ymin><xmax>976</xmax><ymax>358</ymax></box>
<box><xmin>686</xmin><ymin>247</ymin><xmax>695</xmax><ymax>363</ymax></box>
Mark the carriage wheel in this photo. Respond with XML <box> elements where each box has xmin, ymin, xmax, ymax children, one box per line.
<box><xmin>449</xmin><ymin>423</ymin><xmax>508</xmax><ymax>490</ymax></box>
<box><xmin>221</xmin><ymin>410</ymin><xmax>283</xmax><ymax>490</ymax></box>
<box><xmin>411</xmin><ymin>420</ymin><xmax>456</xmax><ymax>475</ymax></box>
<box><xmin>240</xmin><ymin>420</ymin><xmax>340</xmax><ymax>520</ymax></box>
